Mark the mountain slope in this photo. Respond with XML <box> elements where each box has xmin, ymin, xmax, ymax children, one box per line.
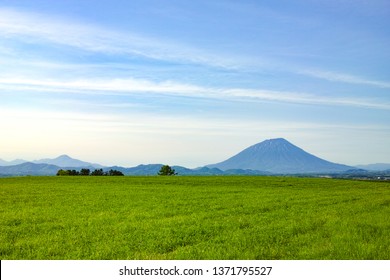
<box><xmin>355</xmin><ymin>163</ymin><xmax>390</xmax><ymax>171</ymax></box>
<box><xmin>0</xmin><ymin>162</ymin><xmax>271</xmax><ymax>176</ymax></box>
<box><xmin>32</xmin><ymin>155</ymin><xmax>104</xmax><ymax>168</ymax></box>
<box><xmin>207</xmin><ymin>138</ymin><xmax>353</xmax><ymax>174</ymax></box>
<box><xmin>102</xmin><ymin>164</ymin><xmax>267</xmax><ymax>175</ymax></box>
<box><xmin>104</xmin><ymin>164</ymin><xmax>164</xmax><ymax>176</ymax></box>
<box><xmin>0</xmin><ymin>162</ymin><xmax>60</xmax><ymax>176</ymax></box>
<box><xmin>0</xmin><ymin>158</ymin><xmax>27</xmax><ymax>166</ymax></box>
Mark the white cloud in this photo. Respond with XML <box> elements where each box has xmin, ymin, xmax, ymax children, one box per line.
<box><xmin>0</xmin><ymin>8</ymin><xmax>145</xmax><ymax>52</ymax></box>
<box><xmin>1</xmin><ymin>7</ymin><xmax>388</xmax><ymax>90</ymax></box>
<box><xmin>0</xmin><ymin>7</ymin><xmax>236</xmax><ymax>69</ymax></box>
<box><xmin>0</xmin><ymin>5</ymin><xmax>389</xmax><ymax>167</ymax></box>
<box><xmin>1</xmin><ymin>75</ymin><xmax>389</xmax><ymax>110</ymax></box>
<box><xmin>299</xmin><ymin>69</ymin><xmax>390</xmax><ymax>88</ymax></box>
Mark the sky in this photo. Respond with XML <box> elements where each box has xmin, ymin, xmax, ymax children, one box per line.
<box><xmin>0</xmin><ymin>0</ymin><xmax>389</xmax><ymax>167</ymax></box>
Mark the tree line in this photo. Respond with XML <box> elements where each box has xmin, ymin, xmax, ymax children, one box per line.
<box><xmin>56</xmin><ymin>168</ymin><xmax>124</xmax><ymax>176</ymax></box>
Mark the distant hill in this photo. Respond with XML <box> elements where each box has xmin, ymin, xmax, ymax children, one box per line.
<box><xmin>103</xmin><ymin>164</ymin><xmax>270</xmax><ymax>176</ymax></box>
<box><xmin>0</xmin><ymin>162</ymin><xmax>274</xmax><ymax>176</ymax></box>
<box><xmin>0</xmin><ymin>155</ymin><xmax>106</xmax><ymax>176</ymax></box>
<box><xmin>355</xmin><ymin>163</ymin><xmax>390</xmax><ymax>171</ymax></box>
<box><xmin>0</xmin><ymin>162</ymin><xmax>60</xmax><ymax>176</ymax></box>
<box><xmin>107</xmin><ymin>164</ymin><xmax>197</xmax><ymax>176</ymax></box>
<box><xmin>0</xmin><ymin>158</ymin><xmax>27</xmax><ymax>166</ymax></box>
<box><xmin>0</xmin><ymin>155</ymin><xmax>104</xmax><ymax>168</ymax></box>
<box><xmin>206</xmin><ymin>138</ymin><xmax>353</xmax><ymax>174</ymax></box>
<box><xmin>104</xmin><ymin>164</ymin><xmax>164</xmax><ymax>176</ymax></box>
<box><xmin>32</xmin><ymin>155</ymin><xmax>104</xmax><ymax>168</ymax></box>
<box><xmin>1</xmin><ymin>145</ymin><xmax>385</xmax><ymax>176</ymax></box>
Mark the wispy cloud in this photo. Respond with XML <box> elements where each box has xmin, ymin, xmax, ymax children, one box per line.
<box><xmin>0</xmin><ymin>7</ymin><xmax>237</xmax><ymax>69</ymax></box>
<box><xmin>299</xmin><ymin>69</ymin><xmax>390</xmax><ymax>88</ymax></box>
<box><xmin>0</xmin><ymin>77</ymin><xmax>208</xmax><ymax>96</ymax></box>
<box><xmin>0</xmin><ymin>8</ymin><xmax>150</xmax><ymax>53</ymax></box>
<box><xmin>224</xmin><ymin>88</ymin><xmax>390</xmax><ymax>109</ymax></box>
<box><xmin>1</xmin><ymin>76</ymin><xmax>388</xmax><ymax>110</ymax></box>
<box><xmin>1</xmin><ymin>7</ymin><xmax>388</xmax><ymax>90</ymax></box>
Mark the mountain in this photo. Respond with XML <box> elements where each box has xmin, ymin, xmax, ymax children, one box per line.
<box><xmin>0</xmin><ymin>162</ymin><xmax>270</xmax><ymax>177</ymax></box>
<box><xmin>0</xmin><ymin>142</ymin><xmax>370</xmax><ymax>176</ymax></box>
<box><xmin>104</xmin><ymin>164</ymin><xmax>164</xmax><ymax>175</ymax></box>
<box><xmin>111</xmin><ymin>164</ymin><xmax>197</xmax><ymax>176</ymax></box>
<box><xmin>103</xmin><ymin>164</ymin><xmax>271</xmax><ymax>176</ymax></box>
<box><xmin>32</xmin><ymin>155</ymin><xmax>104</xmax><ymax>168</ymax></box>
<box><xmin>0</xmin><ymin>155</ymin><xmax>105</xmax><ymax>176</ymax></box>
<box><xmin>0</xmin><ymin>162</ymin><xmax>60</xmax><ymax>176</ymax></box>
<box><xmin>206</xmin><ymin>138</ymin><xmax>353</xmax><ymax>174</ymax></box>
<box><xmin>0</xmin><ymin>158</ymin><xmax>27</xmax><ymax>166</ymax></box>
<box><xmin>104</xmin><ymin>164</ymin><xmax>217</xmax><ymax>175</ymax></box>
<box><xmin>355</xmin><ymin>163</ymin><xmax>390</xmax><ymax>171</ymax></box>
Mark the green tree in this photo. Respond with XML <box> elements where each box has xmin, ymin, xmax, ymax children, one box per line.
<box><xmin>158</xmin><ymin>165</ymin><xmax>177</xmax><ymax>176</ymax></box>
<box><xmin>80</xmin><ymin>168</ymin><xmax>90</xmax><ymax>176</ymax></box>
<box><xmin>91</xmin><ymin>168</ymin><xmax>104</xmax><ymax>176</ymax></box>
<box><xmin>56</xmin><ymin>169</ymin><xmax>70</xmax><ymax>176</ymax></box>
<box><xmin>108</xmin><ymin>169</ymin><xmax>124</xmax><ymax>176</ymax></box>
<box><xmin>68</xmin><ymin>169</ymin><xmax>79</xmax><ymax>176</ymax></box>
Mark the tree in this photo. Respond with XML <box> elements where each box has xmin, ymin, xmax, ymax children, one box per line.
<box><xmin>158</xmin><ymin>165</ymin><xmax>177</xmax><ymax>176</ymax></box>
<box><xmin>68</xmin><ymin>169</ymin><xmax>79</xmax><ymax>176</ymax></box>
<box><xmin>56</xmin><ymin>169</ymin><xmax>69</xmax><ymax>176</ymax></box>
<box><xmin>91</xmin><ymin>168</ymin><xmax>104</xmax><ymax>176</ymax></box>
<box><xmin>108</xmin><ymin>169</ymin><xmax>124</xmax><ymax>176</ymax></box>
<box><xmin>56</xmin><ymin>168</ymin><xmax>124</xmax><ymax>176</ymax></box>
<box><xmin>80</xmin><ymin>168</ymin><xmax>90</xmax><ymax>176</ymax></box>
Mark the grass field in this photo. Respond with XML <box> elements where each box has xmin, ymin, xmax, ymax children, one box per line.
<box><xmin>0</xmin><ymin>176</ymin><xmax>389</xmax><ymax>259</ymax></box>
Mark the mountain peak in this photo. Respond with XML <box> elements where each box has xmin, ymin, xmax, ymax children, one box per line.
<box><xmin>250</xmin><ymin>138</ymin><xmax>297</xmax><ymax>154</ymax></box>
<box><xmin>56</xmin><ymin>154</ymin><xmax>72</xmax><ymax>160</ymax></box>
<box><xmin>32</xmin><ymin>155</ymin><xmax>104</xmax><ymax>168</ymax></box>
<box><xmin>265</xmin><ymin>138</ymin><xmax>293</xmax><ymax>144</ymax></box>
<box><xmin>268</xmin><ymin>138</ymin><xmax>287</xmax><ymax>142</ymax></box>
<box><xmin>207</xmin><ymin>138</ymin><xmax>353</xmax><ymax>174</ymax></box>
<box><xmin>261</xmin><ymin>138</ymin><xmax>290</xmax><ymax>145</ymax></box>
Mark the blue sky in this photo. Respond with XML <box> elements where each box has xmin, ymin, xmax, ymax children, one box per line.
<box><xmin>0</xmin><ymin>0</ymin><xmax>389</xmax><ymax>167</ymax></box>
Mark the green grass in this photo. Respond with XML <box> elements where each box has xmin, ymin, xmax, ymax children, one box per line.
<box><xmin>0</xmin><ymin>176</ymin><xmax>389</xmax><ymax>259</ymax></box>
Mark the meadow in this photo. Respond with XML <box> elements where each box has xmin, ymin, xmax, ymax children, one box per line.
<box><xmin>0</xmin><ymin>176</ymin><xmax>389</xmax><ymax>260</ymax></box>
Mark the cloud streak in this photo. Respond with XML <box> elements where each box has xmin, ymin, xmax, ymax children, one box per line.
<box><xmin>0</xmin><ymin>76</ymin><xmax>388</xmax><ymax>110</ymax></box>
<box><xmin>299</xmin><ymin>69</ymin><xmax>390</xmax><ymax>89</ymax></box>
<box><xmin>0</xmin><ymin>7</ymin><xmax>236</xmax><ymax>69</ymax></box>
<box><xmin>1</xmin><ymin>6</ymin><xmax>389</xmax><ymax>90</ymax></box>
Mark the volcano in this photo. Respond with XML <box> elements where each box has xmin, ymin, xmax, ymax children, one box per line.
<box><xmin>206</xmin><ymin>138</ymin><xmax>353</xmax><ymax>174</ymax></box>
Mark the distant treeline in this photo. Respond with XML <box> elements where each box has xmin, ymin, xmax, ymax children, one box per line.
<box><xmin>56</xmin><ymin>168</ymin><xmax>124</xmax><ymax>176</ymax></box>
